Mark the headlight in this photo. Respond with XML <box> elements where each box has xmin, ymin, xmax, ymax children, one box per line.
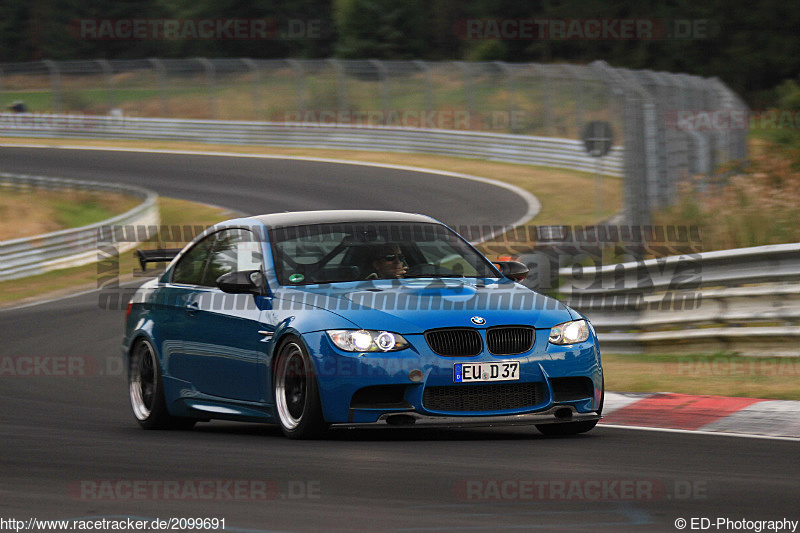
<box><xmin>326</xmin><ymin>330</ymin><xmax>410</xmax><ymax>352</ymax></box>
<box><xmin>548</xmin><ymin>320</ymin><xmax>590</xmax><ymax>345</ymax></box>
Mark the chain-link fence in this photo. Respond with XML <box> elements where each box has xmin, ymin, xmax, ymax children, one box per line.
<box><xmin>0</xmin><ymin>58</ymin><xmax>748</xmax><ymax>225</ymax></box>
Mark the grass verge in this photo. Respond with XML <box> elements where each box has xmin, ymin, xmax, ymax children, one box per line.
<box><xmin>603</xmin><ymin>353</ymin><xmax>800</xmax><ymax>400</ymax></box>
<box><xmin>0</xmin><ymin>188</ymin><xmax>139</xmax><ymax>240</ymax></box>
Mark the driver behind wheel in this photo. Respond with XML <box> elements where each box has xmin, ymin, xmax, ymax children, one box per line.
<box><xmin>365</xmin><ymin>244</ymin><xmax>407</xmax><ymax>279</ymax></box>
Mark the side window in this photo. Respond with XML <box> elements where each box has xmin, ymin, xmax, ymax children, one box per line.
<box><xmin>172</xmin><ymin>235</ymin><xmax>216</xmax><ymax>286</ymax></box>
<box><xmin>416</xmin><ymin>241</ymin><xmax>480</xmax><ymax>277</ymax></box>
<box><xmin>204</xmin><ymin>229</ymin><xmax>263</xmax><ymax>286</ymax></box>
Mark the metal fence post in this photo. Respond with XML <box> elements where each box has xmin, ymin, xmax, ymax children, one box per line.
<box><xmin>637</xmin><ymin>70</ymin><xmax>671</xmax><ymax>209</ymax></box>
<box><xmin>369</xmin><ymin>59</ymin><xmax>390</xmax><ymax>111</ymax></box>
<box><xmin>656</xmin><ymin>70</ymin><xmax>692</xmax><ymax>199</ymax></box>
<box><xmin>413</xmin><ymin>60</ymin><xmax>433</xmax><ymax>111</ymax></box>
<box><xmin>530</xmin><ymin>64</ymin><xmax>554</xmax><ymax>136</ymax></box>
<box><xmin>494</xmin><ymin>61</ymin><xmax>517</xmax><ymax>133</ymax></box>
<box><xmin>286</xmin><ymin>59</ymin><xmax>306</xmax><ymax>112</ymax></box>
<box><xmin>561</xmin><ymin>64</ymin><xmax>587</xmax><ymax>139</ymax></box>
<box><xmin>620</xmin><ymin>68</ymin><xmax>661</xmax><ymax>214</ymax></box>
<box><xmin>710</xmin><ymin>76</ymin><xmax>748</xmax><ymax>161</ymax></box>
<box><xmin>147</xmin><ymin>58</ymin><xmax>168</xmax><ymax>117</ymax></box>
<box><xmin>591</xmin><ymin>61</ymin><xmax>656</xmax><ymax>227</ymax></box>
<box><xmin>689</xmin><ymin>74</ymin><xmax>719</xmax><ymax>172</ymax></box>
<box><xmin>328</xmin><ymin>58</ymin><xmax>347</xmax><ymax>113</ymax></box>
<box><xmin>456</xmin><ymin>62</ymin><xmax>475</xmax><ymax>119</ymax></box>
<box><xmin>240</xmin><ymin>58</ymin><xmax>260</xmax><ymax>120</ymax></box>
<box><xmin>42</xmin><ymin>59</ymin><xmax>62</xmax><ymax>113</ymax></box>
<box><xmin>95</xmin><ymin>59</ymin><xmax>114</xmax><ymax>111</ymax></box>
<box><xmin>195</xmin><ymin>58</ymin><xmax>216</xmax><ymax>119</ymax></box>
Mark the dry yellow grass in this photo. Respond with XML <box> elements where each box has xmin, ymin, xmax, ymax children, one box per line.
<box><xmin>0</xmin><ymin>190</ymin><xmax>60</xmax><ymax>238</ymax></box>
<box><xmin>603</xmin><ymin>353</ymin><xmax>800</xmax><ymax>400</ymax></box>
<box><xmin>0</xmin><ymin>188</ymin><xmax>139</xmax><ymax>240</ymax></box>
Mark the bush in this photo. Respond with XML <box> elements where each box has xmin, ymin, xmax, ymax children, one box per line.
<box><xmin>777</xmin><ymin>79</ymin><xmax>800</xmax><ymax>111</ymax></box>
<box><xmin>655</xmin><ymin>141</ymin><xmax>800</xmax><ymax>250</ymax></box>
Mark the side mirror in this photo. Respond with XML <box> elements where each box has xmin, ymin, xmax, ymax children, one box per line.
<box><xmin>492</xmin><ymin>261</ymin><xmax>529</xmax><ymax>282</ymax></box>
<box><xmin>216</xmin><ymin>270</ymin><xmax>266</xmax><ymax>295</ymax></box>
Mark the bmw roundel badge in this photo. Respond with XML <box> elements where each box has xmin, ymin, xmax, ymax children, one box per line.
<box><xmin>470</xmin><ymin>316</ymin><xmax>486</xmax><ymax>325</ymax></box>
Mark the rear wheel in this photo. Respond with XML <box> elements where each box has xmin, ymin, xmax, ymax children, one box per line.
<box><xmin>129</xmin><ymin>339</ymin><xmax>195</xmax><ymax>430</ymax></box>
<box><xmin>273</xmin><ymin>338</ymin><xmax>328</xmax><ymax>439</ymax></box>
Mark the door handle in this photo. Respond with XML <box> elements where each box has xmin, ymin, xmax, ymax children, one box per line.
<box><xmin>186</xmin><ymin>301</ymin><xmax>200</xmax><ymax>315</ymax></box>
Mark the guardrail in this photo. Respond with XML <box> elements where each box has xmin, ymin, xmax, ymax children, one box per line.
<box><xmin>554</xmin><ymin>243</ymin><xmax>800</xmax><ymax>356</ymax></box>
<box><xmin>0</xmin><ymin>173</ymin><xmax>159</xmax><ymax>281</ymax></box>
<box><xmin>0</xmin><ymin>114</ymin><xmax>625</xmax><ymax>178</ymax></box>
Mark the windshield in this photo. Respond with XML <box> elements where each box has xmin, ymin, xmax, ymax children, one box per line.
<box><xmin>269</xmin><ymin>222</ymin><xmax>499</xmax><ymax>285</ymax></box>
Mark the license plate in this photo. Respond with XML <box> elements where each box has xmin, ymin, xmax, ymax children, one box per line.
<box><xmin>454</xmin><ymin>362</ymin><xmax>520</xmax><ymax>383</ymax></box>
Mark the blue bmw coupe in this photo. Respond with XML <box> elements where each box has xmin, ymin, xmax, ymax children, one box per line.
<box><xmin>123</xmin><ymin>211</ymin><xmax>603</xmax><ymax>439</ymax></box>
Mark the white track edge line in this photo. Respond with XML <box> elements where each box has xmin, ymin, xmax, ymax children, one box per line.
<box><xmin>599</xmin><ymin>423</ymin><xmax>800</xmax><ymax>442</ymax></box>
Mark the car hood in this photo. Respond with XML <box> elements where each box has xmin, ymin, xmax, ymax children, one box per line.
<box><xmin>272</xmin><ymin>278</ymin><xmax>574</xmax><ymax>334</ymax></box>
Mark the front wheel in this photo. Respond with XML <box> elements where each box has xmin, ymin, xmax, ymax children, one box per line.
<box><xmin>273</xmin><ymin>338</ymin><xmax>328</xmax><ymax>439</ymax></box>
<box><xmin>129</xmin><ymin>339</ymin><xmax>195</xmax><ymax>430</ymax></box>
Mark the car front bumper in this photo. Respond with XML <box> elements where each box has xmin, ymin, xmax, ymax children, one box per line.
<box><xmin>302</xmin><ymin>330</ymin><xmax>603</xmax><ymax>424</ymax></box>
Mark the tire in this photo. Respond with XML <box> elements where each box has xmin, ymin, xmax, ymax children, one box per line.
<box><xmin>536</xmin><ymin>376</ymin><xmax>604</xmax><ymax>436</ymax></box>
<box><xmin>273</xmin><ymin>337</ymin><xmax>328</xmax><ymax>439</ymax></box>
<box><xmin>129</xmin><ymin>339</ymin><xmax>195</xmax><ymax>430</ymax></box>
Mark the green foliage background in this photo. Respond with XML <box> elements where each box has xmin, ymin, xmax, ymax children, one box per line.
<box><xmin>1</xmin><ymin>0</ymin><xmax>799</xmax><ymax>104</ymax></box>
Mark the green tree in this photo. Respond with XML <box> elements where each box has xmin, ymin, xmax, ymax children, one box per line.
<box><xmin>334</xmin><ymin>0</ymin><xmax>429</xmax><ymax>59</ymax></box>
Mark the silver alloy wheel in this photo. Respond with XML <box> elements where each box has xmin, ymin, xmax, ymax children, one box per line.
<box><xmin>130</xmin><ymin>340</ymin><xmax>157</xmax><ymax>421</ymax></box>
<box><xmin>275</xmin><ymin>342</ymin><xmax>308</xmax><ymax>431</ymax></box>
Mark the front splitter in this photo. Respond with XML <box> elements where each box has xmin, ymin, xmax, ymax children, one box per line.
<box><xmin>335</xmin><ymin>405</ymin><xmax>601</xmax><ymax>429</ymax></box>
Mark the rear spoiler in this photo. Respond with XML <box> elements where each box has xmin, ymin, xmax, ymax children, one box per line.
<box><xmin>135</xmin><ymin>248</ymin><xmax>182</xmax><ymax>271</ymax></box>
